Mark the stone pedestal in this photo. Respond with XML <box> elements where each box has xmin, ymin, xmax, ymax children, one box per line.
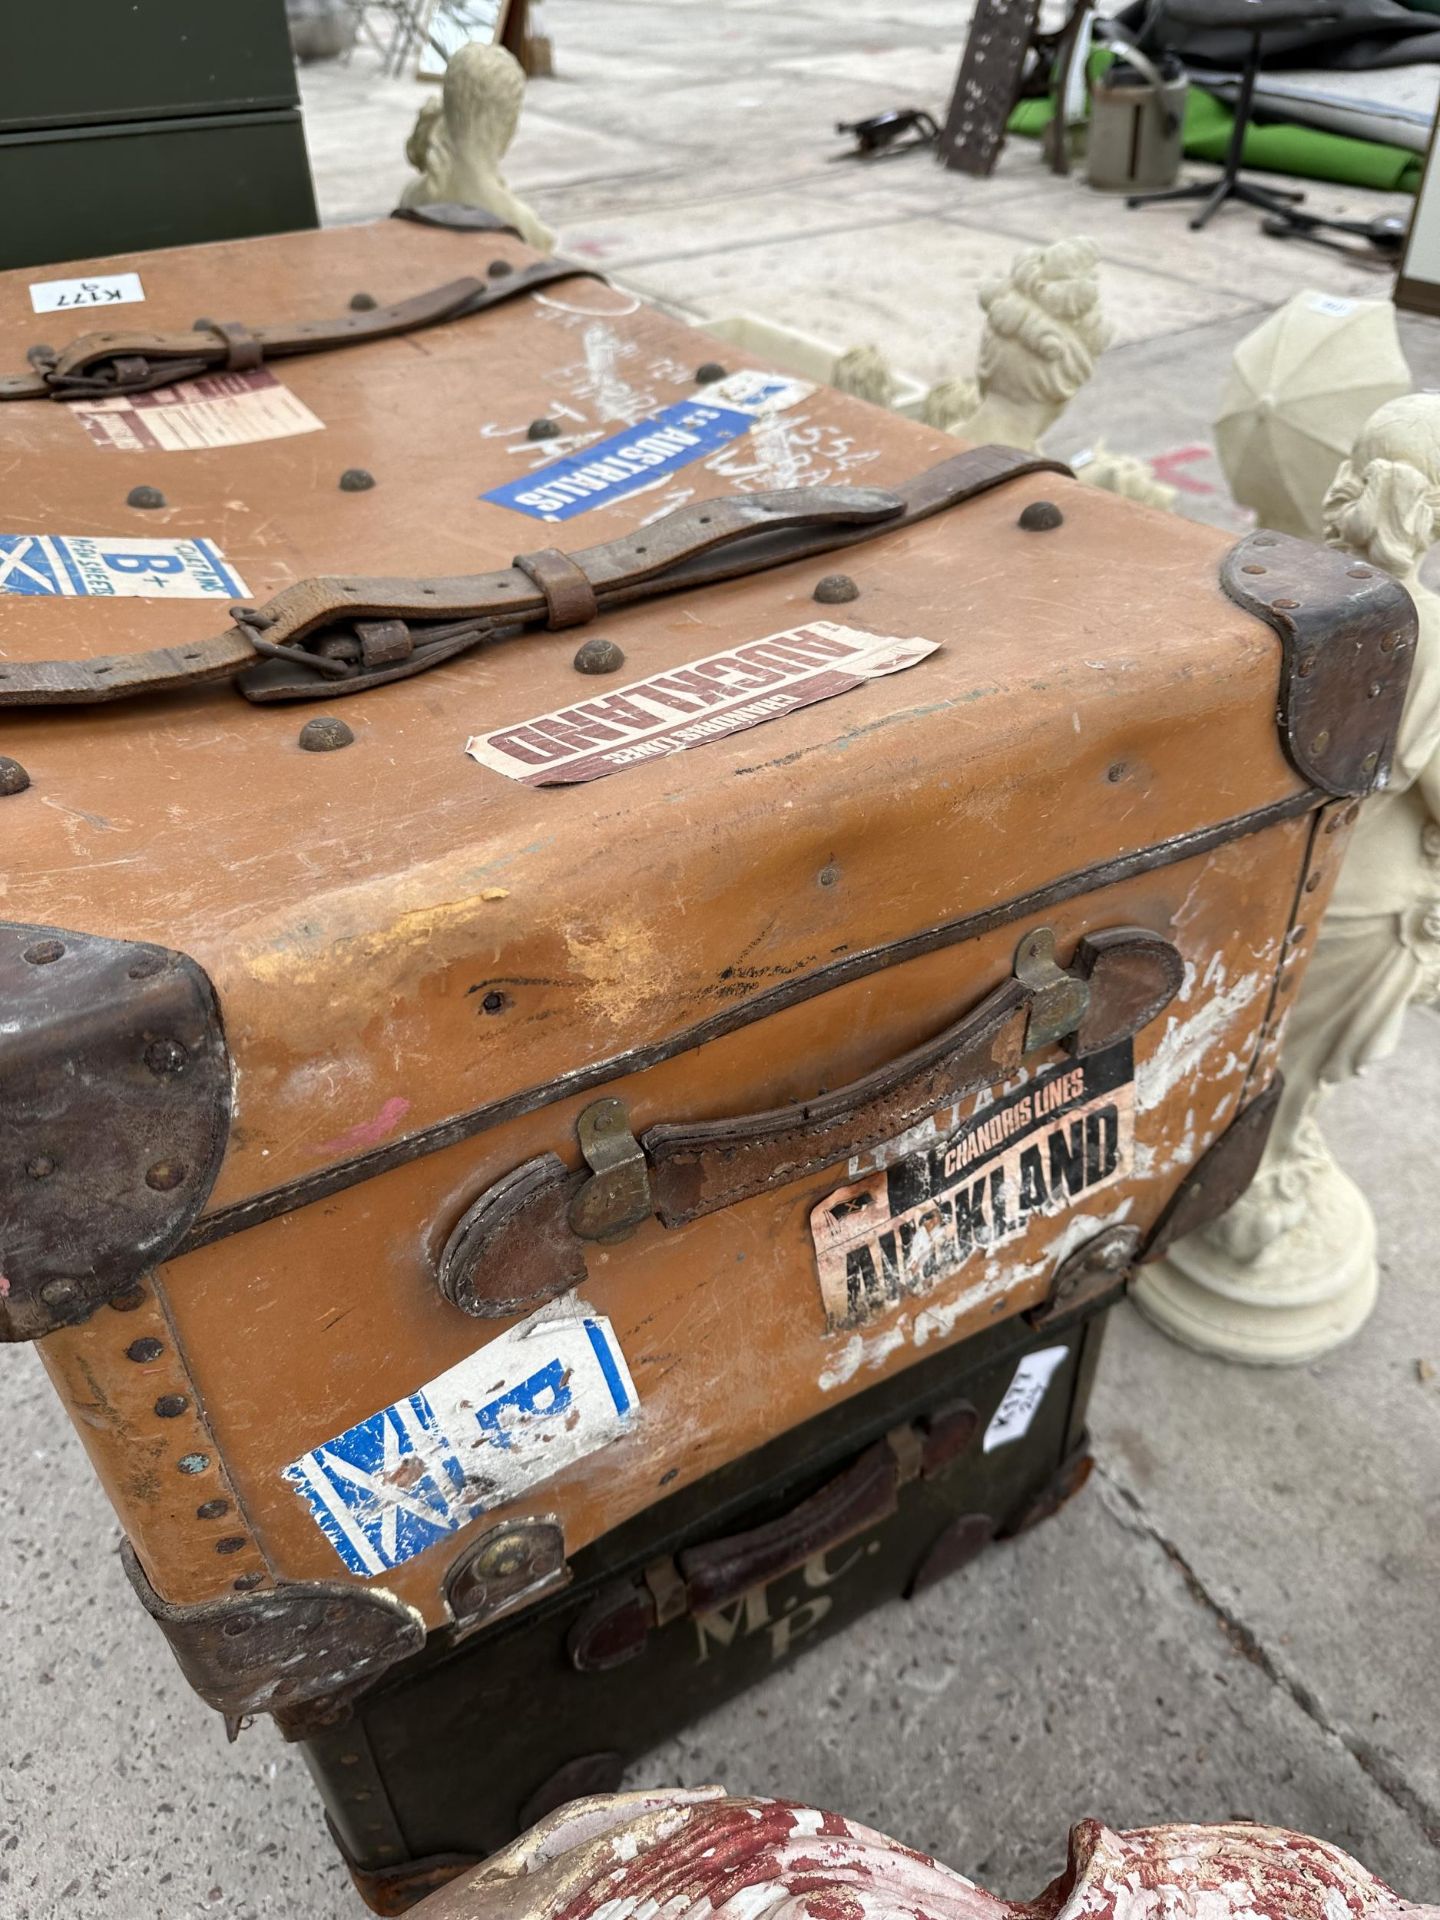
<box><xmin>1134</xmin><ymin>1142</ymin><xmax>1378</xmax><ymax>1366</ymax></box>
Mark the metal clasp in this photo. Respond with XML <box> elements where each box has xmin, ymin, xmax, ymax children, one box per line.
<box><xmin>567</xmin><ymin>1098</ymin><xmax>653</xmax><ymax>1242</ymax></box>
<box><xmin>1013</xmin><ymin>926</ymin><xmax>1090</xmax><ymax>1053</ymax></box>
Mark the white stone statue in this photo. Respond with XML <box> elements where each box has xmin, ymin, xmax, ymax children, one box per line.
<box><xmin>1214</xmin><ymin>291</ymin><xmax>1411</xmax><ymax>541</ymax></box>
<box><xmin>415</xmin><ymin>1787</ymin><xmax>1439</xmax><ymax>1920</ymax></box>
<box><xmin>1135</xmin><ymin>393</ymin><xmax>1440</xmax><ymax>1364</ymax></box>
<box><xmin>399</xmin><ymin>42</ymin><xmax>555</xmax><ymax>253</ymax></box>
<box><xmin>912</xmin><ymin>238</ymin><xmax>1171</xmax><ymax>509</ymax></box>
<box><xmin>831</xmin><ymin>344</ymin><xmax>898</xmax><ymax>408</ymax></box>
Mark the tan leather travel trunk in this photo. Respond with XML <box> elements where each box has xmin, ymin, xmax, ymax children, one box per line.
<box><xmin>0</xmin><ymin>219</ymin><xmax>1415</xmax><ymax>1746</ymax></box>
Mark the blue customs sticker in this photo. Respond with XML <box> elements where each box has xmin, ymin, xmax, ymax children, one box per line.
<box><xmin>283</xmin><ymin>1307</ymin><xmax>637</xmax><ymax>1577</ymax></box>
<box><xmin>0</xmin><ymin>532</ymin><xmax>246</xmax><ymax>598</ymax></box>
<box><xmin>483</xmin><ymin>398</ymin><xmax>759</xmax><ymax>521</ymax></box>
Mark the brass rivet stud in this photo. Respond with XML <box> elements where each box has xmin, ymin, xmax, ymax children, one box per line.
<box><xmin>1297</xmin><ymin>653</ymin><xmax>1317</xmax><ymax>677</ymax></box>
<box><xmin>1241</xmin><ymin>563</ymin><xmax>1267</xmax><ymax>576</ymax></box>
<box><xmin>527</xmin><ymin>417</ymin><xmax>561</xmax><ymax>441</ymax></box>
<box><xmin>695</xmin><ymin>361</ymin><xmax>727</xmax><ymax>385</ymax></box>
<box><xmin>0</xmin><ymin>756</ymin><xmax>29</xmax><ymax>797</ymax></box>
<box><xmin>126</xmin><ymin>485</ymin><xmax>166</xmax><ymax>510</ymax></box>
<box><xmin>573</xmin><ymin>637</ymin><xmax>625</xmax><ymax>675</ymax></box>
<box><xmin>215</xmin><ymin>1535</ymin><xmax>248</xmax><ymax>1555</ymax></box>
<box><xmin>1310</xmin><ymin>730</ymin><xmax>1330</xmax><ymax>756</ymax></box>
<box><xmin>26</xmin><ymin>1155</ymin><xmax>57</xmax><ymax>1180</ymax></box>
<box><xmin>233</xmin><ymin>1571</ymin><xmax>264</xmax><ymax>1592</ymax></box>
<box><xmin>349</xmin><ymin>291</ymin><xmax>377</xmax><ymax>312</ymax></box>
<box><xmin>1361</xmin><ymin>751</ymin><xmax>1379</xmax><ymax>776</ymax></box>
<box><xmin>1272</xmin><ymin>598</ymin><xmax>1299</xmax><ymax>610</ymax></box>
<box><xmin>154</xmin><ymin>1393</ymin><xmax>189</xmax><ymax>1418</ymax></box>
<box><xmin>1348</xmin><ymin>566</ymin><xmax>1372</xmax><ymax>579</ymax></box>
<box><xmin>177</xmin><ymin>1452</ymin><xmax>210</xmax><ymax>1475</ymax></box>
<box><xmin>145</xmin><ymin>1160</ymin><xmax>187</xmax><ymax>1192</ymax></box>
<box><xmin>1304</xmin><ymin>872</ymin><xmax>1322</xmax><ymax>893</ymax></box>
<box><xmin>298</xmin><ymin>716</ymin><xmax>355</xmax><ymax>753</ymax></box>
<box><xmin>126</xmin><ymin>1337</ymin><xmax>164</xmax><ymax>1363</ymax></box>
<box><xmin>1018</xmin><ymin>500</ymin><xmax>1063</xmax><ymax>532</ymax></box>
<box><xmin>813</xmin><ymin>573</ymin><xmax>859</xmax><ymax>604</ymax></box>
<box><xmin>23</xmin><ymin>939</ymin><xmax>65</xmax><ymax>965</ymax></box>
<box><xmin>145</xmin><ymin>1038</ymin><xmax>188</xmax><ymax>1075</ymax></box>
<box><xmin>339</xmin><ymin>468</ymin><xmax>376</xmax><ymax>492</ymax></box>
<box><xmin>39</xmin><ymin>1278</ymin><xmax>77</xmax><ymax>1310</ymax></box>
<box><xmin>488</xmin><ymin>259</ymin><xmax>514</xmax><ymax>278</ymax></box>
<box><xmin>196</xmin><ymin>1498</ymin><xmax>230</xmax><ymax>1519</ymax></box>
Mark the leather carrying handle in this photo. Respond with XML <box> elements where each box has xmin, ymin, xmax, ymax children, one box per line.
<box><xmin>567</xmin><ymin>1401</ymin><xmax>982</xmax><ymax>1670</ymax></box>
<box><xmin>0</xmin><ymin>445</ymin><xmax>1068</xmax><ymax>708</ymax></box>
<box><xmin>0</xmin><ymin>259</ymin><xmax>601</xmax><ymax>401</ymax></box>
<box><xmin>436</xmin><ymin>926</ymin><xmax>1184</xmax><ymax>1318</ymax></box>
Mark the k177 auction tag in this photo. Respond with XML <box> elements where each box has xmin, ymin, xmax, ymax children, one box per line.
<box><xmin>29</xmin><ymin>271</ymin><xmax>145</xmax><ymax>314</ymax></box>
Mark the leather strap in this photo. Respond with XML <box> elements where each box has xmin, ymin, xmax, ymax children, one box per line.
<box><xmin>0</xmin><ymin>446</ymin><xmax>1070</xmax><ymax>706</ymax></box>
<box><xmin>0</xmin><ymin>259</ymin><xmax>601</xmax><ymax>401</ymax></box>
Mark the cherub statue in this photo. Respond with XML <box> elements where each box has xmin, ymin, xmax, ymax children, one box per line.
<box><xmin>962</xmin><ymin>235</ymin><xmax>1112</xmax><ymax>449</ymax></box>
<box><xmin>912</xmin><ymin>238</ymin><xmax>1172</xmax><ymax>509</ymax></box>
<box><xmin>399</xmin><ymin>42</ymin><xmax>554</xmax><ymax>253</ymax></box>
<box><xmin>1136</xmin><ymin>393</ymin><xmax>1440</xmax><ymax>1363</ymax></box>
<box><xmin>831</xmin><ymin>345</ymin><xmax>897</xmax><ymax>408</ymax></box>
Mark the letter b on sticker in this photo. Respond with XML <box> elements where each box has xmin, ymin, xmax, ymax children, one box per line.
<box><xmin>101</xmin><ymin>551</ymin><xmax>186</xmax><ymax>577</ymax></box>
<box><xmin>472</xmin><ymin>1358</ymin><xmax>572</xmax><ymax>1450</ymax></box>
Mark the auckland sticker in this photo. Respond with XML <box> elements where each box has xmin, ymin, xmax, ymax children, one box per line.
<box><xmin>0</xmin><ymin>533</ymin><xmax>246</xmax><ymax>599</ymax></box>
<box><xmin>283</xmin><ymin>1306</ymin><xmax>637</xmax><ymax>1577</ymax></box>
<box><xmin>482</xmin><ymin>377</ymin><xmax>813</xmax><ymax>521</ymax></box>
<box><xmin>810</xmin><ymin>1042</ymin><xmax>1135</xmax><ymax>1332</ymax></box>
<box><xmin>466</xmin><ymin>621</ymin><xmax>937</xmax><ymax>785</ymax></box>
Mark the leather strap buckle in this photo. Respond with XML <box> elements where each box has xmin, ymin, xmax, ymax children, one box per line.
<box><xmin>513</xmin><ymin>548</ymin><xmax>600</xmax><ymax>630</ymax></box>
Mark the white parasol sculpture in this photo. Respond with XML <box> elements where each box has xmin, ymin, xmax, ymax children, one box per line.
<box><xmin>1214</xmin><ymin>290</ymin><xmax>1410</xmax><ymax>539</ymax></box>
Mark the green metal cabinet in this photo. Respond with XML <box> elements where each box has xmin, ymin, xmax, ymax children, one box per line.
<box><xmin>0</xmin><ymin>0</ymin><xmax>317</xmax><ymax>271</ymax></box>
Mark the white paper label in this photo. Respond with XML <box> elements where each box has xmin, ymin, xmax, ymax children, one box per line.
<box><xmin>29</xmin><ymin>271</ymin><xmax>145</xmax><ymax>314</ymax></box>
<box><xmin>70</xmin><ymin>367</ymin><xmax>324</xmax><ymax>453</ymax></box>
<box><xmin>698</xmin><ymin>370</ymin><xmax>815</xmax><ymax>416</ymax></box>
<box><xmin>982</xmin><ymin>1345</ymin><xmax>1070</xmax><ymax>1452</ymax></box>
<box><xmin>283</xmin><ymin>1305</ymin><xmax>638</xmax><ymax>1575</ymax></box>
<box><xmin>1305</xmin><ymin>294</ymin><xmax>1357</xmax><ymax>318</ymax></box>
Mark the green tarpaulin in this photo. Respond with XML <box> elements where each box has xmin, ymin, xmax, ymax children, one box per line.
<box><xmin>1009</xmin><ymin>81</ymin><xmax>1421</xmax><ymax>193</ymax></box>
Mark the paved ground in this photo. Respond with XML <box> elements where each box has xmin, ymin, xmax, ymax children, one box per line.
<box><xmin>2</xmin><ymin>5</ymin><xmax>1438</xmax><ymax>1916</ymax></box>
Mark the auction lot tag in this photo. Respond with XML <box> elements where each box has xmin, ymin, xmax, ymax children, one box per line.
<box><xmin>0</xmin><ymin>532</ymin><xmax>246</xmax><ymax>599</ymax></box>
<box><xmin>70</xmin><ymin>368</ymin><xmax>324</xmax><ymax>452</ymax></box>
<box><xmin>284</xmin><ymin>1308</ymin><xmax>637</xmax><ymax>1576</ymax></box>
<box><xmin>983</xmin><ymin>1345</ymin><xmax>1070</xmax><ymax>1452</ymax></box>
<box><xmin>29</xmin><ymin>270</ymin><xmax>145</xmax><ymax>314</ymax></box>
<box><xmin>467</xmin><ymin>621</ymin><xmax>937</xmax><ymax>785</ymax></box>
<box><xmin>811</xmin><ymin>1043</ymin><xmax>1135</xmax><ymax>1332</ymax></box>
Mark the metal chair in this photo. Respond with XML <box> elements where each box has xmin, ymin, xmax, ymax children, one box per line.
<box><xmin>1126</xmin><ymin>0</ymin><xmax>1342</xmax><ymax>229</ymax></box>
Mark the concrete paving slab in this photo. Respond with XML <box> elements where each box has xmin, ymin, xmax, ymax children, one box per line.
<box><xmin>619</xmin><ymin>216</ymin><xmax>1265</xmax><ymax>385</ymax></box>
<box><xmin>1092</xmin><ymin>1009</ymin><xmax>1440</xmax><ymax>1843</ymax></box>
<box><xmin>933</xmin><ymin>169</ymin><xmax>1414</xmax><ymax>312</ymax></box>
<box><xmin>546</xmin><ymin>182</ymin><xmax>920</xmax><ymax>273</ymax></box>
